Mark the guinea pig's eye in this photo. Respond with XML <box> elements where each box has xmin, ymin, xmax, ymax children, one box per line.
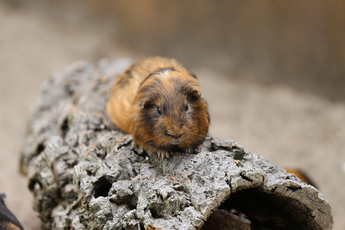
<box><xmin>185</xmin><ymin>104</ymin><xmax>189</xmax><ymax>112</ymax></box>
<box><xmin>156</xmin><ymin>106</ymin><xmax>162</xmax><ymax>115</ymax></box>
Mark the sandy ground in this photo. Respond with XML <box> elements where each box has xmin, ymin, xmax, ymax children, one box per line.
<box><xmin>1</xmin><ymin>2</ymin><xmax>344</xmax><ymax>229</ymax></box>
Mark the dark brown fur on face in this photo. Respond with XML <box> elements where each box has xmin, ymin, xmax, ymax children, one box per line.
<box><xmin>107</xmin><ymin>57</ymin><xmax>210</xmax><ymax>158</ymax></box>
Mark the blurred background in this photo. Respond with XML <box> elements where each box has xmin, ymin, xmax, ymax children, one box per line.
<box><xmin>1</xmin><ymin>0</ymin><xmax>344</xmax><ymax>229</ymax></box>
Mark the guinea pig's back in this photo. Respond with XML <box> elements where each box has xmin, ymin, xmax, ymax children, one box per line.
<box><xmin>129</xmin><ymin>57</ymin><xmax>191</xmax><ymax>81</ymax></box>
<box><xmin>107</xmin><ymin>69</ymin><xmax>140</xmax><ymax>133</ymax></box>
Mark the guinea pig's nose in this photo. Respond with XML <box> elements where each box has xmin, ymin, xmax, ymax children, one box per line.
<box><xmin>166</xmin><ymin>132</ymin><xmax>182</xmax><ymax>139</ymax></box>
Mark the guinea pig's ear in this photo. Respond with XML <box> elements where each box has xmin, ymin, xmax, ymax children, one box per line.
<box><xmin>188</xmin><ymin>89</ymin><xmax>202</xmax><ymax>101</ymax></box>
<box><xmin>139</xmin><ymin>100</ymin><xmax>155</xmax><ymax>109</ymax></box>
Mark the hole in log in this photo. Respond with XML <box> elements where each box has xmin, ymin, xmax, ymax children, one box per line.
<box><xmin>60</xmin><ymin>118</ymin><xmax>69</xmax><ymax>138</ymax></box>
<box><xmin>150</xmin><ymin>207</ymin><xmax>163</xmax><ymax>219</ymax></box>
<box><xmin>93</xmin><ymin>177</ymin><xmax>112</xmax><ymax>198</ymax></box>
<box><xmin>202</xmin><ymin>187</ymin><xmax>320</xmax><ymax>230</ymax></box>
<box><xmin>35</xmin><ymin>143</ymin><xmax>45</xmax><ymax>156</ymax></box>
<box><xmin>28</xmin><ymin>178</ymin><xmax>42</xmax><ymax>191</ymax></box>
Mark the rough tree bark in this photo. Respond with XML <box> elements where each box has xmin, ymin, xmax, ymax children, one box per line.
<box><xmin>19</xmin><ymin>59</ymin><xmax>333</xmax><ymax>230</ymax></box>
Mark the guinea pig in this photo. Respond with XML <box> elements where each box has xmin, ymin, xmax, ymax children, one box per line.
<box><xmin>107</xmin><ymin>57</ymin><xmax>210</xmax><ymax>158</ymax></box>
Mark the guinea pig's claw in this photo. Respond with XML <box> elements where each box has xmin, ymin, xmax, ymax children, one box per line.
<box><xmin>157</xmin><ymin>151</ymin><xmax>172</xmax><ymax>159</ymax></box>
<box><xmin>157</xmin><ymin>151</ymin><xmax>163</xmax><ymax>158</ymax></box>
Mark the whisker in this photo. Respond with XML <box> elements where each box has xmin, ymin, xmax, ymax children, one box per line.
<box><xmin>188</xmin><ymin>131</ymin><xmax>207</xmax><ymax>138</ymax></box>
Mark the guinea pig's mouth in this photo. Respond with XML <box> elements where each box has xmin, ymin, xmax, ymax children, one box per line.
<box><xmin>170</xmin><ymin>138</ymin><xmax>181</xmax><ymax>145</ymax></box>
<box><xmin>165</xmin><ymin>132</ymin><xmax>183</xmax><ymax>145</ymax></box>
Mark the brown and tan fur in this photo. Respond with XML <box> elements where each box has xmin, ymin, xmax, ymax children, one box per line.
<box><xmin>107</xmin><ymin>57</ymin><xmax>210</xmax><ymax>158</ymax></box>
<box><xmin>284</xmin><ymin>168</ymin><xmax>317</xmax><ymax>188</ymax></box>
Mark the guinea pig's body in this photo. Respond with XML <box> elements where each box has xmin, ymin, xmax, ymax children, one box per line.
<box><xmin>107</xmin><ymin>57</ymin><xmax>210</xmax><ymax>158</ymax></box>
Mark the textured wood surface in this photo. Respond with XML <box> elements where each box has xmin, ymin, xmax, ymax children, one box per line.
<box><xmin>20</xmin><ymin>59</ymin><xmax>333</xmax><ymax>230</ymax></box>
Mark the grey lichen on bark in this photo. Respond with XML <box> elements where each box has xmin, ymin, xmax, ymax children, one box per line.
<box><xmin>20</xmin><ymin>59</ymin><xmax>333</xmax><ymax>230</ymax></box>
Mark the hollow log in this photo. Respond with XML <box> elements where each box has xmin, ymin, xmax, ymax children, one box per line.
<box><xmin>19</xmin><ymin>59</ymin><xmax>333</xmax><ymax>230</ymax></box>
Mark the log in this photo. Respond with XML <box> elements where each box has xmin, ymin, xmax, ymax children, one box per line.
<box><xmin>19</xmin><ymin>59</ymin><xmax>333</xmax><ymax>230</ymax></box>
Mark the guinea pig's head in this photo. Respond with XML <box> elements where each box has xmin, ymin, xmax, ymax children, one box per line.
<box><xmin>131</xmin><ymin>68</ymin><xmax>210</xmax><ymax>155</ymax></box>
